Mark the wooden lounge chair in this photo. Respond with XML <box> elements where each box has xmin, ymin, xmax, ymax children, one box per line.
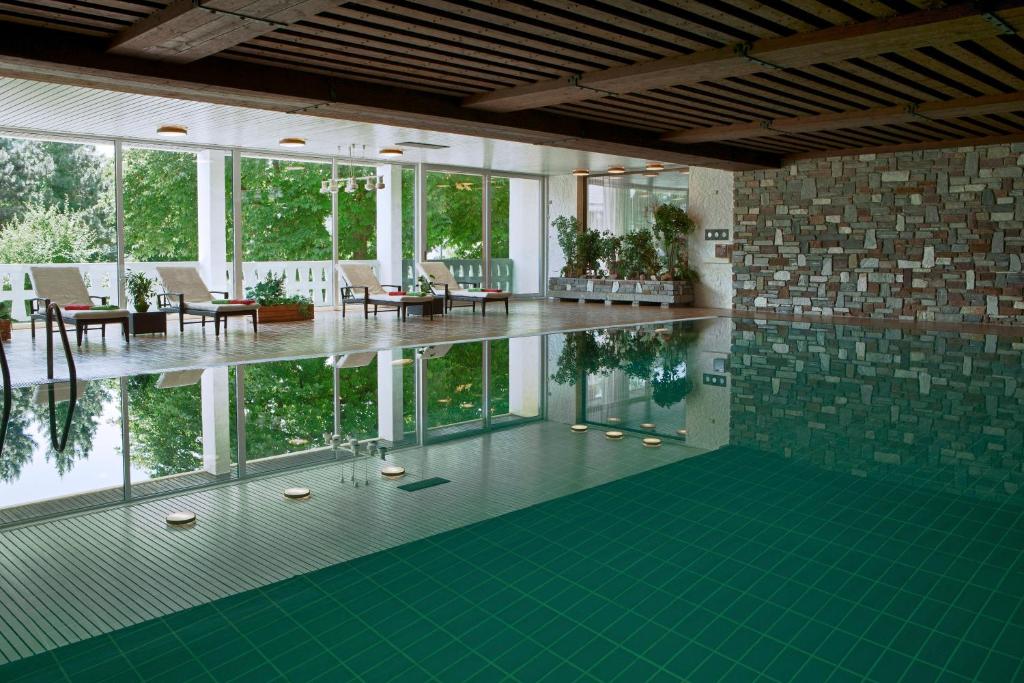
<box><xmin>28</xmin><ymin>266</ymin><xmax>130</xmax><ymax>346</ymax></box>
<box><xmin>417</xmin><ymin>261</ymin><xmax>511</xmax><ymax>316</ymax></box>
<box><xmin>156</xmin><ymin>266</ymin><xmax>258</xmax><ymax>335</ymax></box>
<box><xmin>338</xmin><ymin>264</ymin><xmax>436</xmax><ymax>321</ymax></box>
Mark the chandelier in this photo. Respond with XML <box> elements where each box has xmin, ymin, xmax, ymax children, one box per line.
<box><xmin>321</xmin><ymin>144</ymin><xmax>385</xmax><ymax>195</ymax></box>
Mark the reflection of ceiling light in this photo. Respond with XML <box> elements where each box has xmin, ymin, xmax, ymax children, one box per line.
<box><xmin>646</xmin><ymin>162</ymin><xmax>665</xmax><ymax>171</ymax></box>
<box><xmin>345</xmin><ymin>177</ymin><xmax>357</xmax><ymax>193</ymax></box>
<box><xmin>284</xmin><ymin>487</ymin><xmax>311</xmax><ymax>500</ymax></box>
<box><xmin>285</xmin><ymin>165</ymin><xmax>304</xmax><ymax>172</ymax></box>
<box><xmin>364</xmin><ymin>177</ymin><xmax>375</xmax><ymax>191</ymax></box>
<box><xmin>279</xmin><ymin>137</ymin><xmax>306</xmax><ymax>148</ymax></box>
<box><xmin>606</xmin><ymin>431</ymin><xmax>624</xmax><ymax>440</ymax></box>
<box><xmin>607</xmin><ymin>166</ymin><xmax>626</xmax><ymax>174</ymax></box>
<box><xmin>570</xmin><ymin>424</ymin><xmax>588</xmax><ymax>433</ymax></box>
<box><xmin>572</xmin><ymin>168</ymin><xmax>590</xmax><ymax>177</ymax></box>
<box><xmin>643</xmin><ymin>170</ymin><xmax>659</xmax><ymax>177</ymax></box>
<box><xmin>640</xmin><ymin>422</ymin><xmax>655</xmax><ymax>429</ymax></box>
<box><xmin>157</xmin><ymin>124</ymin><xmax>188</xmax><ymax>137</ymax></box>
<box><xmin>677</xmin><ymin>429</ymin><xmax>688</xmax><ymax>436</ymax></box>
<box><xmin>608</xmin><ymin>417</ymin><xmax>621</xmax><ymax>424</ymax></box>
<box><xmin>376</xmin><ymin>176</ymin><xmax>385</xmax><ymax>190</ymax></box>
<box><xmin>166</xmin><ymin>511</ymin><xmax>196</xmax><ymax>527</ymax></box>
<box><xmin>642</xmin><ymin>437</ymin><xmax>662</xmax><ymax>448</ymax></box>
<box><xmin>390</xmin><ymin>358</ymin><xmax>414</xmax><ymax>366</ymax></box>
<box><xmin>379</xmin><ymin>147</ymin><xmax>403</xmax><ymax>157</ymax></box>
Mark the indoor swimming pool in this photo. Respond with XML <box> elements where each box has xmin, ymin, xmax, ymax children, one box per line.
<box><xmin>0</xmin><ymin>316</ymin><xmax>1021</xmax><ymax>682</ymax></box>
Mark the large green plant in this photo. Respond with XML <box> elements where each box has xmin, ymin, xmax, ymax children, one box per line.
<box><xmin>553</xmin><ymin>215</ymin><xmax>605</xmax><ymax>277</ymax></box>
<box><xmin>245</xmin><ymin>272</ymin><xmax>313</xmax><ymax>315</ymax></box>
<box><xmin>653</xmin><ymin>204</ymin><xmax>699</xmax><ymax>282</ymax></box>
<box><xmin>618</xmin><ymin>228</ymin><xmax>661</xmax><ymax>280</ymax></box>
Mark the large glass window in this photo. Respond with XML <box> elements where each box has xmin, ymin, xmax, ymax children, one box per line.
<box><xmin>490</xmin><ymin>175</ymin><xmax>541</xmax><ymax>294</ymax></box>
<box><xmin>587</xmin><ymin>172</ymin><xmax>689</xmax><ymax>237</ymax></box>
<box><xmin>426</xmin><ymin>171</ymin><xmax>484</xmax><ymax>287</ymax></box>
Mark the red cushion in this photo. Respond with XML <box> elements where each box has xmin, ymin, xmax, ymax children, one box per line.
<box><xmin>229</xmin><ymin>299</ymin><xmax>255</xmax><ymax>305</ymax></box>
<box><xmin>64</xmin><ymin>304</ymin><xmax>91</xmax><ymax>310</ymax></box>
<box><xmin>387</xmin><ymin>292</ymin><xmax>406</xmax><ymax>296</ymax></box>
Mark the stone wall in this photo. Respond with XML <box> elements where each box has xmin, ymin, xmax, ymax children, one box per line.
<box><xmin>729</xmin><ymin>318</ymin><xmax>1024</xmax><ymax>502</ymax></box>
<box><xmin>733</xmin><ymin>143</ymin><xmax>1024</xmax><ymax>325</ymax></box>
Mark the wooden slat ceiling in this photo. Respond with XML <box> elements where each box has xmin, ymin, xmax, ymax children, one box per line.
<box><xmin>0</xmin><ymin>0</ymin><xmax>1021</xmax><ymax>167</ymax></box>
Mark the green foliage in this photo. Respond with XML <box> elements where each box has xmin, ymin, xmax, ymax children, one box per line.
<box><xmin>599</xmin><ymin>232</ymin><xmax>622</xmax><ymax>277</ymax></box>
<box><xmin>0</xmin><ymin>201</ymin><xmax>104</xmax><ymax>264</ymax></box>
<box><xmin>553</xmin><ymin>215</ymin><xmax>604</xmax><ymax>277</ymax></box>
<box><xmin>0</xmin><ymin>300</ymin><xmax>11</xmax><ymax>321</ymax></box>
<box><xmin>126</xmin><ymin>375</ymin><xmax>202</xmax><ymax>478</ymax></box>
<box><xmin>123</xmin><ymin>149</ymin><xmax>198</xmax><ymax>261</ymax></box>
<box><xmin>416</xmin><ymin>274</ymin><xmax>434</xmax><ymax>296</ymax></box>
<box><xmin>124</xmin><ymin>270</ymin><xmax>156</xmax><ymax>312</ymax></box>
<box><xmin>244</xmin><ymin>272</ymin><xmax>312</xmax><ymax>313</ymax></box>
<box><xmin>618</xmin><ymin>228</ymin><xmax>661</xmax><ymax>280</ymax></box>
<box><xmin>653</xmin><ymin>203</ymin><xmax>698</xmax><ymax>282</ymax></box>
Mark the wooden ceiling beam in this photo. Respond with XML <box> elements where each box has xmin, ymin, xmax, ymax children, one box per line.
<box><xmin>108</xmin><ymin>0</ymin><xmax>345</xmax><ymax>63</ymax></box>
<box><xmin>463</xmin><ymin>1</ymin><xmax>1024</xmax><ymax>113</ymax></box>
<box><xmin>0</xmin><ymin>22</ymin><xmax>780</xmax><ymax>171</ymax></box>
<box><xmin>662</xmin><ymin>92</ymin><xmax>1024</xmax><ymax>143</ymax></box>
<box><xmin>782</xmin><ymin>131</ymin><xmax>1024</xmax><ymax>161</ymax></box>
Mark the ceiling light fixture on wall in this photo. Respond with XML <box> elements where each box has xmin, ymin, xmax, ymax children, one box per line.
<box><xmin>379</xmin><ymin>147</ymin><xmax>403</xmax><ymax>157</ymax></box>
<box><xmin>279</xmin><ymin>137</ymin><xmax>306</xmax><ymax>148</ymax></box>
<box><xmin>157</xmin><ymin>124</ymin><xmax>188</xmax><ymax>137</ymax></box>
<box><xmin>646</xmin><ymin>162</ymin><xmax>665</xmax><ymax>171</ymax></box>
<box><xmin>572</xmin><ymin>168</ymin><xmax>590</xmax><ymax>177</ymax></box>
<box><xmin>607</xmin><ymin>165</ymin><xmax>626</xmax><ymax>174</ymax></box>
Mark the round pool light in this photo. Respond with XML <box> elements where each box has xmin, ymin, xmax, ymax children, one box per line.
<box><xmin>642</xmin><ymin>437</ymin><xmax>662</xmax><ymax>448</ymax></box>
<box><xmin>570</xmin><ymin>424</ymin><xmax>588</xmax><ymax>433</ymax></box>
<box><xmin>640</xmin><ymin>422</ymin><xmax>656</xmax><ymax>430</ymax></box>
<box><xmin>166</xmin><ymin>511</ymin><xmax>196</xmax><ymax>527</ymax></box>
<box><xmin>284</xmin><ymin>487</ymin><xmax>311</xmax><ymax>500</ymax></box>
<box><xmin>676</xmin><ymin>428</ymin><xmax>688</xmax><ymax>437</ymax></box>
<box><xmin>381</xmin><ymin>465</ymin><xmax>406</xmax><ymax>478</ymax></box>
<box><xmin>605</xmin><ymin>430</ymin><xmax>624</xmax><ymax>440</ymax></box>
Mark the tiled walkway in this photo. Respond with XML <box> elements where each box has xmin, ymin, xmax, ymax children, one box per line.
<box><xmin>4</xmin><ymin>301</ymin><xmax>724</xmax><ymax>386</ymax></box>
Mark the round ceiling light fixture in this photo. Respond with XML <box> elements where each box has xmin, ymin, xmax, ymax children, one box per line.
<box><xmin>279</xmin><ymin>137</ymin><xmax>306</xmax><ymax>148</ymax></box>
<box><xmin>157</xmin><ymin>124</ymin><xmax>188</xmax><ymax>138</ymax></box>
<box><xmin>646</xmin><ymin>162</ymin><xmax>665</xmax><ymax>171</ymax></box>
<box><xmin>607</xmin><ymin>165</ymin><xmax>626</xmax><ymax>174</ymax></box>
<box><xmin>379</xmin><ymin>147</ymin><xmax>404</xmax><ymax>157</ymax></box>
<box><xmin>572</xmin><ymin>168</ymin><xmax>590</xmax><ymax>177</ymax></box>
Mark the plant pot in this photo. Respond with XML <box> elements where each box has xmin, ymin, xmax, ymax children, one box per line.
<box><xmin>257</xmin><ymin>304</ymin><xmax>315</xmax><ymax>323</ymax></box>
<box><xmin>0</xmin><ymin>319</ymin><xmax>10</xmax><ymax>343</ymax></box>
<box><xmin>134</xmin><ymin>303</ymin><xmax>151</xmax><ymax>313</ymax></box>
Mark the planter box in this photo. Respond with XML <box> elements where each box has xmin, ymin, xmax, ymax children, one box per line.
<box><xmin>257</xmin><ymin>304</ymin><xmax>314</xmax><ymax>323</ymax></box>
<box><xmin>0</xmin><ymin>319</ymin><xmax>9</xmax><ymax>342</ymax></box>
<box><xmin>548</xmin><ymin>277</ymin><xmax>694</xmax><ymax>307</ymax></box>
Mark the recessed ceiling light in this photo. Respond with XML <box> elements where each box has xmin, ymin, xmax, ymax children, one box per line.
<box><xmin>279</xmin><ymin>137</ymin><xmax>306</xmax><ymax>148</ymax></box>
<box><xmin>572</xmin><ymin>168</ymin><xmax>590</xmax><ymax>177</ymax></box>
<box><xmin>646</xmin><ymin>162</ymin><xmax>665</xmax><ymax>171</ymax></box>
<box><xmin>379</xmin><ymin>147</ymin><xmax>403</xmax><ymax>157</ymax></box>
<box><xmin>157</xmin><ymin>124</ymin><xmax>188</xmax><ymax>137</ymax></box>
<box><xmin>607</xmin><ymin>166</ymin><xmax>626</xmax><ymax>174</ymax></box>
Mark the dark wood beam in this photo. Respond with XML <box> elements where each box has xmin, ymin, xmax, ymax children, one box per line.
<box><xmin>782</xmin><ymin>132</ymin><xmax>1024</xmax><ymax>162</ymax></box>
<box><xmin>109</xmin><ymin>0</ymin><xmax>346</xmax><ymax>63</ymax></box>
<box><xmin>463</xmin><ymin>2</ymin><xmax>1024</xmax><ymax>113</ymax></box>
<box><xmin>0</xmin><ymin>22</ymin><xmax>780</xmax><ymax>171</ymax></box>
<box><xmin>663</xmin><ymin>92</ymin><xmax>1024</xmax><ymax>143</ymax></box>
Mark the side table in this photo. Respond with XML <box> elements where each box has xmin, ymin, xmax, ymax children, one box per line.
<box><xmin>129</xmin><ymin>311</ymin><xmax>167</xmax><ymax>336</ymax></box>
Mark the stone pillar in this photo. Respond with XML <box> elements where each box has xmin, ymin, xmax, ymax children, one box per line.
<box><xmin>201</xmin><ymin>367</ymin><xmax>232</xmax><ymax>476</ymax></box>
<box><xmin>509</xmin><ymin>336</ymin><xmax>541</xmax><ymax>417</ymax></box>
<box><xmin>197</xmin><ymin>150</ymin><xmax>228</xmax><ymax>293</ymax></box>
<box><xmin>376</xmin><ymin>164</ymin><xmax>403</xmax><ymax>286</ymax></box>
<box><xmin>509</xmin><ymin>178</ymin><xmax>541</xmax><ymax>294</ymax></box>
<box><xmin>377</xmin><ymin>349</ymin><xmax>405</xmax><ymax>444</ymax></box>
<box><xmin>687</xmin><ymin>167</ymin><xmax>734</xmax><ymax>309</ymax></box>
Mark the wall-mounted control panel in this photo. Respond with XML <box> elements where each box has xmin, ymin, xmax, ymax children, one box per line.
<box><xmin>703</xmin><ymin>373</ymin><xmax>728</xmax><ymax>387</ymax></box>
<box><xmin>705</xmin><ymin>229</ymin><xmax>730</xmax><ymax>241</ymax></box>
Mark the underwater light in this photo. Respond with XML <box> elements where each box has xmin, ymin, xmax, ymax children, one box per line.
<box><xmin>640</xmin><ymin>422</ymin><xmax>656</xmax><ymax>429</ymax></box>
<box><xmin>570</xmin><ymin>424</ymin><xmax>588</xmax><ymax>433</ymax></box>
<box><xmin>606</xmin><ymin>430</ymin><xmax>624</xmax><ymax>440</ymax></box>
<box><xmin>166</xmin><ymin>511</ymin><xmax>196</xmax><ymax>527</ymax></box>
<box><xmin>677</xmin><ymin>428</ymin><xmax>688</xmax><ymax>436</ymax></box>
<box><xmin>642</xmin><ymin>437</ymin><xmax>662</xmax><ymax>448</ymax></box>
<box><xmin>284</xmin><ymin>487</ymin><xmax>311</xmax><ymax>500</ymax></box>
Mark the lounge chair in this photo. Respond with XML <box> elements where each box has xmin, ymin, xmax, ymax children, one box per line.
<box><xmin>156</xmin><ymin>266</ymin><xmax>258</xmax><ymax>335</ymax></box>
<box><xmin>338</xmin><ymin>264</ymin><xmax>436</xmax><ymax>321</ymax></box>
<box><xmin>417</xmin><ymin>261</ymin><xmax>511</xmax><ymax>316</ymax></box>
<box><xmin>28</xmin><ymin>266</ymin><xmax>129</xmax><ymax>346</ymax></box>
<box><xmin>156</xmin><ymin>369</ymin><xmax>205</xmax><ymax>389</ymax></box>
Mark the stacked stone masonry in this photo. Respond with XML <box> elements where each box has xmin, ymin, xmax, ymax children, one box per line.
<box><xmin>729</xmin><ymin>319</ymin><xmax>1024</xmax><ymax>502</ymax></box>
<box><xmin>733</xmin><ymin>143</ymin><xmax>1024</xmax><ymax>325</ymax></box>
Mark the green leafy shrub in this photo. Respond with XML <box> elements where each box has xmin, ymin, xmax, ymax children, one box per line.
<box><xmin>618</xmin><ymin>228</ymin><xmax>661</xmax><ymax>280</ymax></box>
<box><xmin>245</xmin><ymin>272</ymin><xmax>313</xmax><ymax>315</ymax></box>
<box><xmin>653</xmin><ymin>204</ymin><xmax>699</xmax><ymax>282</ymax></box>
<box><xmin>124</xmin><ymin>270</ymin><xmax>156</xmax><ymax>312</ymax></box>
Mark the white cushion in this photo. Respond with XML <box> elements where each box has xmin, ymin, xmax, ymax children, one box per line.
<box><xmin>186</xmin><ymin>302</ymin><xmax>259</xmax><ymax>312</ymax></box>
<box><xmin>451</xmin><ymin>290</ymin><xmax>511</xmax><ymax>300</ymax></box>
<box><xmin>29</xmin><ymin>266</ymin><xmax>94</xmax><ymax>306</ymax></box>
<box><xmin>369</xmin><ymin>294</ymin><xmax>433</xmax><ymax>304</ymax></box>
<box><xmin>156</xmin><ymin>370</ymin><xmax>205</xmax><ymax>389</ymax></box>
<box><xmin>339</xmin><ymin>264</ymin><xmax>386</xmax><ymax>296</ymax></box>
<box><xmin>62</xmin><ymin>308</ymin><xmax>129</xmax><ymax>320</ymax></box>
<box><xmin>157</xmin><ymin>266</ymin><xmax>216</xmax><ymax>303</ymax></box>
<box><xmin>417</xmin><ymin>261</ymin><xmax>461</xmax><ymax>291</ymax></box>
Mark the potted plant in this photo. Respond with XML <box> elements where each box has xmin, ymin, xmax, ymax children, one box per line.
<box><xmin>0</xmin><ymin>300</ymin><xmax>11</xmax><ymax>342</ymax></box>
<box><xmin>246</xmin><ymin>272</ymin><xmax>314</xmax><ymax>323</ymax></box>
<box><xmin>653</xmin><ymin>204</ymin><xmax>699</xmax><ymax>283</ymax></box>
<box><xmin>618</xmin><ymin>228</ymin><xmax>661</xmax><ymax>280</ymax></box>
<box><xmin>125</xmin><ymin>270</ymin><xmax>156</xmax><ymax>313</ymax></box>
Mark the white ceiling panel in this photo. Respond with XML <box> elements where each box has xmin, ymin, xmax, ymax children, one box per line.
<box><xmin>0</xmin><ymin>77</ymin><xmax>681</xmax><ymax>177</ymax></box>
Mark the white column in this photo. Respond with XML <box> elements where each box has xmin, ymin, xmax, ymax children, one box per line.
<box><xmin>376</xmin><ymin>164</ymin><xmax>403</xmax><ymax>286</ymax></box>
<box><xmin>687</xmin><ymin>167</ymin><xmax>734</xmax><ymax>309</ymax></box>
<box><xmin>509</xmin><ymin>178</ymin><xmax>541</xmax><ymax>294</ymax></box>
<box><xmin>114</xmin><ymin>141</ymin><xmax>125</xmax><ymax>307</ymax></box>
<box><xmin>377</xmin><ymin>349</ymin><xmax>405</xmax><ymax>444</ymax></box>
<box><xmin>231</xmin><ymin>150</ymin><xmax>243</xmax><ymax>298</ymax></box>
<box><xmin>201</xmin><ymin>367</ymin><xmax>232</xmax><ymax>475</ymax></box>
<box><xmin>197</xmin><ymin>150</ymin><xmax>228</xmax><ymax>292</ymax></box>
<box><xmin>509</xmin><ymin>336</ymin><xmax>541</xmax><ymax>417</ymax></box>
<box><xmin>546</xmin><ymin>175</ymin><xmax>576</xmax><ymax>284</ymax></box>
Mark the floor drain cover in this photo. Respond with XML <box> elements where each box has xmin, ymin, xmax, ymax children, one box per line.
<box><xmin>398</xmin><ymin>477</ymin><xmax>450</xmax><ymax>492</ymax></box>
<box><xmin>166</xmin><ymin>511</ymin><xmax>196</xmax><ymax>527</ymax></box>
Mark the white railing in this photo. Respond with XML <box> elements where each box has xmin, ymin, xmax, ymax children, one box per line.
<box><xmin>401</xmin><ymin>259</ymin><xmax>514</xmax><ymax>291</ymax></box>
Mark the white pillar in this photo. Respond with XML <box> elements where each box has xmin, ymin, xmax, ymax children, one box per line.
<box><xmin>197</xmin><ymin>150</ymin><xmax>228</xmax><ymax>292</ymax></box>
<box><xmin>377</xmin><ymin>349</ymin><xmax>405</xmax><ymax>444</ymax></box>
<box><xmin>201</xmin><ymin>367</ymin><xmax>232</xmax><ymax>475</ymax></box>
<box><xmin>376</xmin><ymin>164</ymin><xmax>403</xmax><ymax>286</ymax></box>
<box><xmin>546</xmin><ymin>175</ymin><xmax>576</xmax><ymax>284</ymax></box>
<box><xmin>687</xmin><ymin>167</ymin><xmax>734</xmax><ymax>309</ymax></box>
<box><xmin>509</xmin><ymin>178</ymin><xmax>541</xmax><ymax>294</ymax></box>
<box><xmin>509</xmin><ymin>336</ymin><xmax>541</xmax><ymax>417</ymax></box>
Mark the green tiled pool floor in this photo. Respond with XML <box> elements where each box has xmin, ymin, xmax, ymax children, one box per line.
<box><xmin>4</xmin><ymin>445</ymin><xmax>1022</xmax><ymax>682</ymax></box>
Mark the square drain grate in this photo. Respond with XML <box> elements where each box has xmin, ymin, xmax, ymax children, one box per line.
<box><xmin>397</xmin><ymin>477</ymin><xmax>450</xmax><ymax>492</ymax></box>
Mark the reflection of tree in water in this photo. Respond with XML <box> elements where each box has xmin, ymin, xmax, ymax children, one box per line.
<box><xmin>126</xmin><ymin>375</ymin><xmax>202</xmax><ymax>478</ymax></box>
<box><xmin>427</xmin><ymin>344</ymin><xmax>484</xmax><ymax>427</ymax></box>
<box><xmin>0</xmin><ymin>380</ymin><xmax>115</xmax><ymax>483</ymax></box>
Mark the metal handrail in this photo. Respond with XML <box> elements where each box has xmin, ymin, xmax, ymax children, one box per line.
<box><xmin>45</xmin><ymin>303</ymin><xmax>77</xmax><ymax>453</ymax></box>
<box><xmin>0</xmin><ymin>335</ymin><xmax>10</xmax><ymax>457</ymax></box>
